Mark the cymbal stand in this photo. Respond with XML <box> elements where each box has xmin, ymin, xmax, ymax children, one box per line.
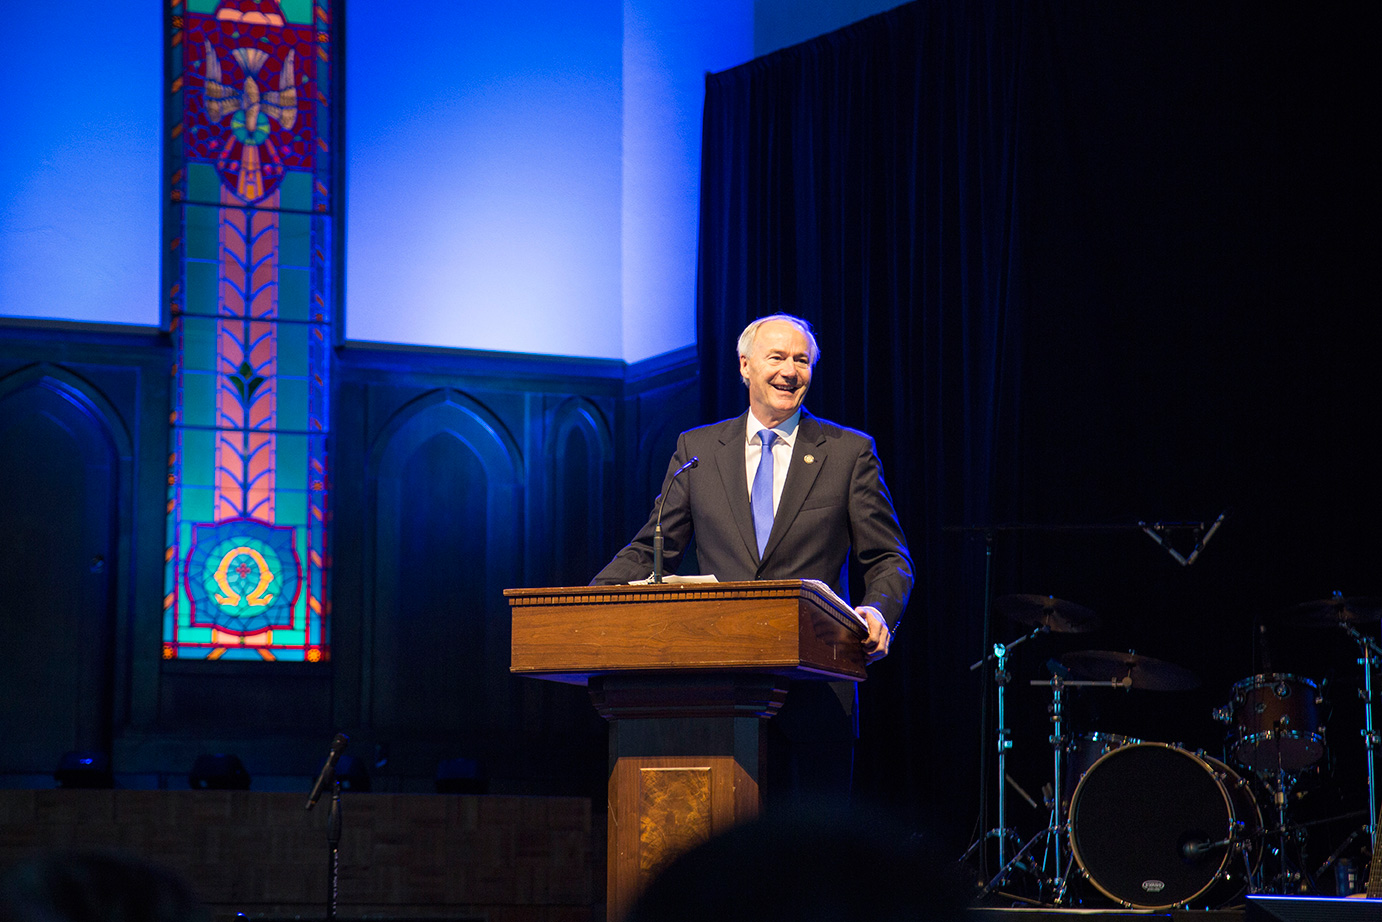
<box><xmin>978</xmin><ymin>674</ymin><xmax>1067</xmax><ymax>902</ymax></box>
<box><xmin>982</xmin><ymin>675</ymin><xmax>1071</xmax><ymax>904</ymax></box>
<box><xmin>966</xmin><ymin>625</ymin><xmax>1047</xmax><ymax>874</ymax></box>
<box><xmin>1341</xmin><ymin>622</ymin><xmax>1381</xmax><ymax>850</ymax></box>
<box><xmin>982</xmin><ymin>675</ymin><xmax>1117</xmax><ymax>904</ymax></box>
<box><xmin>1041</xmin><ymin>674</ymin><xmax>1071</xmax><ymax>904</ymax></box>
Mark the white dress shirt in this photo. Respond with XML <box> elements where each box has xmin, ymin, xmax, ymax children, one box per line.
<box><xmin>745</xmin><ymin>410</ymin><xmax>800</xmax><ymax>515</ymax></box>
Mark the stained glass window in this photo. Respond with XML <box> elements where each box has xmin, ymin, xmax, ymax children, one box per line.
<box><xmin>163</xmin><ymin>0</ymin><xmax>333</xmax><ymax>661</ymax></box>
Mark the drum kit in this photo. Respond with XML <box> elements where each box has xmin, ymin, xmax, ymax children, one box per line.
<box><xmin>971</xmin><ymin>591</ymin><xmax>1382</xmax><ymax>910</ymax></box>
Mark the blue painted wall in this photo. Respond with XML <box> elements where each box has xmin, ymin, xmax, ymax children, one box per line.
<box><xmin>1</xmin><ymin>1</ymin><xmax>893</xmax><ymax>362</ymax></box>
<box><xmin>0</xmin><ymin>2</ymin><xmax>161</xmax><ymax>327</ymax></box>
<box><xmin>344</xmin><ymin>1</ymin><xmax>756</xmax><ymax>361</ymax></box>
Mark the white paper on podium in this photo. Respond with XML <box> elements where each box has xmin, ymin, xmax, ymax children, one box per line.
<box><xmin>800</xmin><ymin>579</ymin><xmax>868</xmax><ymax>628</ymax></box>
<box><xmin>627</xmin><ymin>574</ymin><xmax>720</xmax><ymax>585</ymax></box>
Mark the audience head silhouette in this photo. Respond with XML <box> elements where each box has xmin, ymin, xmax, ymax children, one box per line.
<box><xmin>0</xmin><ymin>850</ymin><xmax>206</xmax><ymax>922</ymax></box>
<box><xmin>625</xmin><ymin>802</ymin><xmax>972</xmax><ymax>922</ymax></box>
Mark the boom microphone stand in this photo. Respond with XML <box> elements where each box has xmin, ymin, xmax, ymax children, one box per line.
<box><xmin>307</xmin><ymin>732</ymin><xmax>349</xmax><ymax>922</ymax></box>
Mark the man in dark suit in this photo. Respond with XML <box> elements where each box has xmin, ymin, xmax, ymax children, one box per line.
<box><xmin>593</xmin><ymin>313</ymin><xmax>913</xmax><ymax>800</ymax></box>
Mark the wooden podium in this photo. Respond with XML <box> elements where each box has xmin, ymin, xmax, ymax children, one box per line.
<box><xmin>506</xmin><ymin>580</ymin><xmax>867</xmax><ymax>920</ymax></box>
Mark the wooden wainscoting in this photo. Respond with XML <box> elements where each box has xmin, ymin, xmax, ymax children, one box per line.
<box><xmin>0</xmin><ymin>790</ymin><xmax>594</xmax><ymax>922</ymax></box>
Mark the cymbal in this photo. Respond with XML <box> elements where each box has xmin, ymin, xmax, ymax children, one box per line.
<box><xmin>1060</xmin><ymin>650</ymin><xmax>1200</xmax><ymax>691</ymax></box>
<box><xmin>1277</xmin><ymin>595</ymin><xmax>1382</xmax><ymax>627</ymax></box>
<box><xmin>996</xmin><ymin>594</ymin><xmax>1100</xmax><ymax>633</ymax></box>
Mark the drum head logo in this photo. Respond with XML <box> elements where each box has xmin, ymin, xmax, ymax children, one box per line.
<box><xmin>1141</xmin><ymin>879</ymin><xmax>1166</xmax><ymax>893</ymax></box>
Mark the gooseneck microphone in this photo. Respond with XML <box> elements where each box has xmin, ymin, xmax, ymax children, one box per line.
<box><xmin>306</xmin><ymin>732</ymin><xmax>349</xmax><ymax>810</ymax></box>
<box><xmin>652</xmin><ymin>457</ymin><xmax>699</xmax><ymax>583</ymax></box>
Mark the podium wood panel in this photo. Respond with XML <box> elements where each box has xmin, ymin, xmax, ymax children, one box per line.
<box><xmin>608</xmin><ymin>756</ymin><xmax>757</xmax><ymax>917</ymax></box>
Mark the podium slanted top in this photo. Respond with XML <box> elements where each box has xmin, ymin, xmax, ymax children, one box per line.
<box><xmin>506</xmin><ymin>579</ymin><xmax>868</xmax><ymax>684</ymax></box>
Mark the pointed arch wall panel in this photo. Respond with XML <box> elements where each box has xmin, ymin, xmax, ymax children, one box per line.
<box><xmin>0</xmin><ymin>378</ymin><xmax>117</xmax><ymax>771</ymax></box>
<box><xmin>0</xmin><ymin>325</ymin><xmax>696</xmax><ymax>783</ymax></box>
<box><xmin>0</xmin><ymin>360</ymin><xmax>151</xmax><ymax>776</ymax></box>
<box><xmin>545</xmin><ymin>396</ymin><xmax>616</xmax><ymax>586</ymax></box>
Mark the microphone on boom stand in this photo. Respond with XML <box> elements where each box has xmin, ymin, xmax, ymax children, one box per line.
<box><xmin>307</xmin><ymin>732</ymin><xmax>350</xmax><ymax>922</ymax></box>
<box><xmin>306</xmin><ymin>732</ymin><xmax>349</xmax><ymax>810</ymax></box>
<box><xmin>652</xmin><ymin>457</ymin><xmax>698</xmax><ymax>583</ymax></box>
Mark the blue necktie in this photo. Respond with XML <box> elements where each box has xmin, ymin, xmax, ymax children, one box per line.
<box><xmin>752</xmin><ymin>429</ymin><xmax>777</xmax><ymax>557</ymax></box>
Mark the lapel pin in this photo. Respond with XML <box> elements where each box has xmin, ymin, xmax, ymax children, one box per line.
<box><xmin>803</xmin><ymin>454</ymin><xmax>815</xmax><ymax>464</ymax></box>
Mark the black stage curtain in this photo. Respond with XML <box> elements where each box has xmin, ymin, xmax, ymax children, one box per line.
<box><xmin>695</xmin><ymin>0</ymin><xmax>1377</xmax><ymax>866</ymax></box>
<box><xmin>697</xmin><ymin>1</ymin><xmax>1025</xmax><ymax>849</ymax></box>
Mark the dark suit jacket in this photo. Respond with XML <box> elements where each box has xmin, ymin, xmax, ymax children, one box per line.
<box><xmin>593</xmin><ymin>410</ymin><xmax>913</xmax><ymax>738</ymax></box>
<box><xmin>595</xmin><ymin>409</ymin><xmax>912</xmax><ymax>620</ymax></box>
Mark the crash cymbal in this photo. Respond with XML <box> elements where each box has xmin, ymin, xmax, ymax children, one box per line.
<box><xmin>1277</xmin><ymin>595</ymin><xmax>1382</xmax><ymax>627</ymax></box>
<box><xmin>1061</xmin><ymin>650</ymin><xmax>1200</xmax><ymax>691</ymax></box>
<box><xmin>996</xmin><ymin>594</ymin><xmax>1100</xmax><ymax>633</ymax></box>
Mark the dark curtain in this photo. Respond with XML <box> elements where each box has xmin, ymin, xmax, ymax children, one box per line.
<box><xmin>697</xmin><ymin>1</ymin><xmax>1026</xmax><ymax>848</ymax></box>
<box><xmin>1008</xmin><ymin>0</ymin><xmax>1379</xmax><ymax>887</ymax></box>
<box><xmin>694</xmin><ymin>0</ymin><xmax>1377</xmax><ymax>870</ymax></box>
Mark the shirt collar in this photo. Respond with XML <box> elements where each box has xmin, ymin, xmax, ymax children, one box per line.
<box><xmin>746</xmin><ymin>409</ymin><xmax>801</xmax><ymax>447</ymax></box>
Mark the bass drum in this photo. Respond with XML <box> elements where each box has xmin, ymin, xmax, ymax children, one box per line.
<box><xmin>1069</xmin><ymin>742</ymin><xmax>1261</xmax><ymax>910</ymax></box>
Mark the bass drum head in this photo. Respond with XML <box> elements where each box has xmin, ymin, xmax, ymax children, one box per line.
<box><xmin>1069</xmin><ymin>742</ymin><xmax>1258</xmax><ymax>910</ymax></box>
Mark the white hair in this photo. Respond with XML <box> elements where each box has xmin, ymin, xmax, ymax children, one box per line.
<box><xmin>736</xmin><ymin>315</ymin><xmax>820</xmax><ymax>382</ymax></box>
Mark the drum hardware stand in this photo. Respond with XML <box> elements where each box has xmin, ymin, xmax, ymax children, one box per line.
<box><xmin>978</xmin><ymin>672</ymin><xmax>1069</xmax><ymax>903</ymax></box>
<box><xmin>964</xmin><ymin>624</ymin><xmax>1047</xmax><ymax>875</ymax></box>
<box><xmin>980</xmin><ymin>675</ymin><xmax>1122</xmax><ymax>905</ymax></box>
<box><xmin>1235</xmin><ymin>727</ymin><xmax>1312</xmax><ymax>895</ymax></box>
<box><xmin>1040</xmin><ymin>674</ymin><xmax>1073</xmax><ymax>905</ymax></box>
<box><xmin>1340</xmin><ymin>621</ymin><xmax>1381</xmax><ymax>851</ymax></box>
<box><xmin>1235</xmin><ymin>831</ymin><xmax>1261</xmax><ymax>896</ymax></box>
<box><xmin>1262</xmin><ymin>766</ymin><xmax>1309</xmax><ymax>893</ymax></box>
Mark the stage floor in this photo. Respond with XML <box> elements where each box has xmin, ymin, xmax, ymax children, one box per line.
<box><xmin>969</xmin><ymin>907</ymin><xmax>1243</xmax><ymax>921</ymax></box>
<box><xmin>972</xmin><ymin>912</ymin><xmax>1243</xmax><ymax>917</ymax></box>
<box><xmin>969</xmin><ymin>896</ymin><xmax>1382</xmax><ymax>921</ymax></box>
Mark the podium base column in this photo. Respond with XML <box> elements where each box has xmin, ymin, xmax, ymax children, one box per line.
<box><xmin>590</xmin><ymin>674</ymin><xmax>790</xmax><ymax>921</ymax></box>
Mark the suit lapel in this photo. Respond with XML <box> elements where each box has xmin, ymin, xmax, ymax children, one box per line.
<box><xmin>714</xmin><ymin>412</ymin><xmax>759</xmax><ymax>562</ymax></box>
<box><xmin>759</xmin><ymin>410</ymin><xmax>826</xmax><ymax>568</ymax></box>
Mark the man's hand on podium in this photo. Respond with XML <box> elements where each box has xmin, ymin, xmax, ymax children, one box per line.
<box><xmin>858</xmin><ymin>606</ymin><xmax>890</xmax><ymax>663</ymax></box>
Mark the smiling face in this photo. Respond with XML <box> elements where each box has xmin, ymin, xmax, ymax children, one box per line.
<box><xmin>740</xmin><ymin>319</ymin><xmax>814</xmax><ymax>428</ymax></box>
